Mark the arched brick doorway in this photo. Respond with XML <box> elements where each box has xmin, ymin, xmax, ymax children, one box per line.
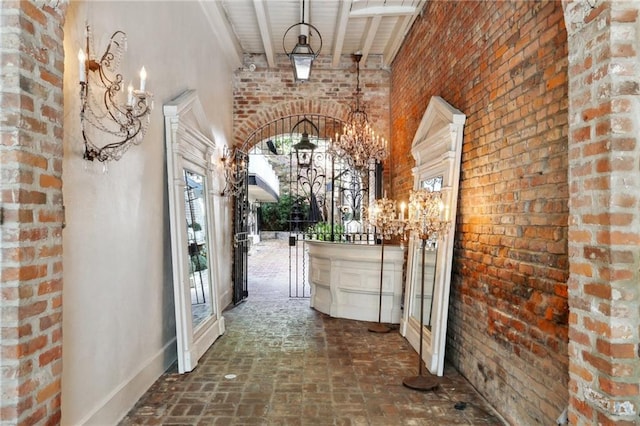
<box><xmin>233</xmin><ymin>100</ymin><xmax>353</xmax><ymax>148</ymax></box>
<box><xmin>233</xmin><ymin>112</ymin><xmax>384</xmax><ymax>302</ymax></box>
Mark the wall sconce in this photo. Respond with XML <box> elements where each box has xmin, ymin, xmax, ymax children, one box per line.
<box><xmin>79</xmin><ymin>25</ymin><xmax>152</xmax><ymax>162</ymax></box>
<box><xmin>220</xmin><ymin>145</ymin><xmax>247</xmax><ymax>197</ymax></box>
<box><xmin>282</xmin><ymin>0</ymin><xmax>322</xmax><ymax>81</ymax></box>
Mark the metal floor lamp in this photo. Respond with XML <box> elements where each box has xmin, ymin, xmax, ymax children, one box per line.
<box><xmin>402</xmin><ymin>188</ymin><xmax>449</xmax><ymax>391</ymax></box>
<box><xmin>367</xmin><ymin>198</ymin><xmax>405</xmax><ymax>333</ymax></box>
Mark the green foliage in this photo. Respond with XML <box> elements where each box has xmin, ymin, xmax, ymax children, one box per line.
<box><xmin>190</xmin><ymin>253</ymin><xmax>207</xmax><ymax>272</ymax></box>
<box><xmin>260</xmin><ymin>194</ymin><xmax>309</xmax><ymax>231</ymax></box>
<box><xmin>306</xmin><ymin>222</ymin><xmax>345</xmax><ymax>241</ymax></box>
<box><xmin>273</xmin><ymin>135</ymin><xmax>293</xmax><ymax>154</ymax></box>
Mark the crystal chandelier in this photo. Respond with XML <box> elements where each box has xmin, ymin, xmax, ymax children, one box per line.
<box><xmin>366</xmin><ymin>197</ymin><xmax>406</xmax><ymax>334</ymax></box>
<box><xmin>78</xmin><ymin>25</ymin><xmax>152</xmax><ymax>162</ymax></box>
<box><xmin>332</xmin><ymin>53</ymin><xmax>388</xmax><ymax>170</ymax></box>
<box><xmin>405</xmin><ymin>188</ymin><xmax>450</xmax><ymax>241</ymax></box>
<box><xmin>367</xmin><ymin>197</ymin><xmax>406</xmax><ymax>240</ymax></box>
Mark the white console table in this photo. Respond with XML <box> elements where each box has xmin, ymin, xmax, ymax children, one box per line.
<box><xmin>306</xmin><ymin>241</ymin><xmax>405</xmax><ymax>323</ymax></box>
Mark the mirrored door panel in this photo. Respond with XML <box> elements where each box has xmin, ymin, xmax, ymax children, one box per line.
<box><xmin>408</xmin><ymin>242</ymin><xmax>437</xmax><ymax>329</ymax></box>
<box><xmin>183</xmin><ymin>170</ymin><xmax>215</xmax><ymax>329</ymax></box>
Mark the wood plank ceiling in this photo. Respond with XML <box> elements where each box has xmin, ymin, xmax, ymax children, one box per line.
<box><xmin>200</xmin><ymin>0</ymin><xmax>426</xmax><ymax>69</ymax></box>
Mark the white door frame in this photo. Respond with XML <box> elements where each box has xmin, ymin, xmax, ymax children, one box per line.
<box><xmin>164</xmin><ymin>90</ymin><xmax>226</xmax><ymax>373</ymax></box>
<box><xmin>400</xmin><ymin>96</ymin><xmax>466</xmax><ymax>376</ymax></box>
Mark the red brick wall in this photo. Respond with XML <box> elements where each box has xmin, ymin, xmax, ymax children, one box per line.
<box><xmin>0</xmin><ymin>2</ymin><xmax>66</xmax><ymax>425</ymax></box>
<box><xmin>563</xmin><ymin>1</ymin><xmax>640</xmax><ymax>424</ymax></box>
<box><xmin>391</xmin><ymin>2</ymin><xmax>570</xmax><ymax>424</ymax></box>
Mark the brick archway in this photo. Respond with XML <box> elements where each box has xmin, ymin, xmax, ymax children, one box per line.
<box><xmin>233</xmin><ymin>99</ymin><xmax>352</xmax><ymax>147</ymax></box>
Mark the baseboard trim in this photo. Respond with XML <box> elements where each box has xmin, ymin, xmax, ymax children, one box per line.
<box><xmin>75</xmin><ymin>338</ymin><xmax>177</xmax><ymax>426</ymax></box>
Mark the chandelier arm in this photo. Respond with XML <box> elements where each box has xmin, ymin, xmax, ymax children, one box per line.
<box><xmin>103</xmin><ymin>79</ymin><xmax>124</xmax><ymax>124</ymax></box>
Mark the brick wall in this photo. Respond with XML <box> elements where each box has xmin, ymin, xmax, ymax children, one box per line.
<box><xmin>563</xmin><ymin>1</ymin><xmax>640</xmax><ymax>424</ymax></box>
<box><xmin>0</xmin><ymin>1</ymin><xmax>66</xmax><ymax>425</ymax></box>
<box><xmin>233</xmin><ymin>53</ymin><xmax>390</xmax><ymax>152</ymax></box>
<box><xmin>391</xmin><ymin>2</ymin><xmax>570</xmax><ymax>424</ymax></box>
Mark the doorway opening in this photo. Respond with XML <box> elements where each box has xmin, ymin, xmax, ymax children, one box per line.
<box><xmin>231</xmin><ymin>114</ymin><xmax>383</xmax><ymax>305</ymax></box>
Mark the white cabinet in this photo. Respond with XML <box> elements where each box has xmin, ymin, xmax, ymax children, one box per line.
<box><xmin>307</xmin><ymin>241</ymin><xmax>404</xmax><ymax>323</ymax></box>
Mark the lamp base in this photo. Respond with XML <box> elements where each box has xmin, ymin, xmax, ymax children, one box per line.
<box><xmin>368</xmin><ymin>323</ymin><xmax>391</xmax><ymax>333</ymax></box>
<box><xmin>402</xmin><ymin>374</ymin><xmax>440</xmax><ymax>391</ymax></box>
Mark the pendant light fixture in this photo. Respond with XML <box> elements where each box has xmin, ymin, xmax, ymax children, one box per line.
<box><xmin>283</xmin><ymin>0</ymin><xmax>322</xmax><ymax>81</ymax></box>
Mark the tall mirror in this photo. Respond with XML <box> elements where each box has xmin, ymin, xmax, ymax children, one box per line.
<box><xmin>407</xmin><ymin>176</ymin><xmax>442</xmax><ymax>329</ymax></box>
<box><xmin>400</xmin><ymin>96</ymin><xmax>465</xmax><ymax>376</ymax></box>
<box><xmin>164</xmin><ymin>90</ymin><xmax>225</xmax><ymax>373</ymax></box>
<box><xmin>184</xmin><ymin>170</ymin><xmax>213</xmax><ymax>328</ymax></box>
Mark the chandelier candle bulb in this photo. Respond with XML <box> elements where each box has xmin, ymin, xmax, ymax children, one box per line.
<box><xmin>139</xmin><ymin>66</ymin><xmax>147</xmax><ymax>91</ymax></box>
<box><xmin>78</xmin><ymin>49</ymin><xmax>86</xmax><ymax>82</ymax></box>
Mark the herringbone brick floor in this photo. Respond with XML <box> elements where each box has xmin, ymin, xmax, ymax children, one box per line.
<box><xmin>120</xmin><ymin>239</ymin><xmax>505</xmax><ymax>425</ymax></box>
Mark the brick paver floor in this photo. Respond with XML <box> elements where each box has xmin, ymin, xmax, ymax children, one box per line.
<box><xmin>120</xmin><ymin>239</ymin><xmax>505</xmax><ymax>425</ymax></box>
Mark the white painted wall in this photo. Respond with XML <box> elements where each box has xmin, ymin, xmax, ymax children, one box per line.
<box><xmin>61</xmin><ymin>2</ymin><xmax>235</xmax><ymax>424</ymax></box>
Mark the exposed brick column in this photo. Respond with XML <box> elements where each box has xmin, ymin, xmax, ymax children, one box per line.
<box><xmin>563</xmin><ymin>1</ymin><xmax>640</xmax><ymax>424</ymax></box>
<box><xmin>0</xmin><ymin>1</ymin><xmax>67</xmax><ymax>425</ymax></box>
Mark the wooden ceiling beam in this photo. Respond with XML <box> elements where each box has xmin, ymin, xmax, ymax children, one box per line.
<box><xmin>253</xmin><ymin>0</ymin><xmax>276</xmax><ymax>68</ymax></box>
<box><xmin>331</xmin><ymin>0</ymin><xmax>352</xmax><ymax>68</ymax></box>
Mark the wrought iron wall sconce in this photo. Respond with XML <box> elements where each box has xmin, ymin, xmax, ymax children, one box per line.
<box><xmin>282</xmin><ymin>0</ymin><xmax>322</xmax><ymax>81</ymax></box>
<box><xmin>220</xmin><ymin>145</ymin><xmax>247</xmax><ymax>197</ymax></box>
<box><xmin>78</xmin><ymin>25</ymin><xmax>153</xmax><ymax>162</ymax></box>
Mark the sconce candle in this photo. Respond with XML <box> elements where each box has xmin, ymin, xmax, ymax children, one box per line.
<box><xmin>220</xmin><ymin>145</ymin><xmax>248</xmax><ymax>197</ymax></box>
<box><xmin>78</xmin><ymin>49</ymin><xmax>86</xmax><ymax>82</ymax></box>
<box><xmin>139</xmin><ymin>66</ymin><xmax>147</xmax><ymax>91</ymax></box>
<box><xmin>127</xmin><ymin>82</ymin><xmax>134</xmax><ymax>106</ymax></box>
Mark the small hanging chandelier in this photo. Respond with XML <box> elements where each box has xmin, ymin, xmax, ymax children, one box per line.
<box><xmin>331</xmin><ymin>53</ymin><xmax>388</xmax><ymax>170</ymax></box>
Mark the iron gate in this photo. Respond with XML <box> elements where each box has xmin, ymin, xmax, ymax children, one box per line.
<box><xmin>230</xmin><ymin>149</ymin><xmax>249</xmax><ymax>304</ymax></box>
<box><xmin>232</xmin><ymin>114</ymin><xmax>382</xmax><ymax>300</ymax></box>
